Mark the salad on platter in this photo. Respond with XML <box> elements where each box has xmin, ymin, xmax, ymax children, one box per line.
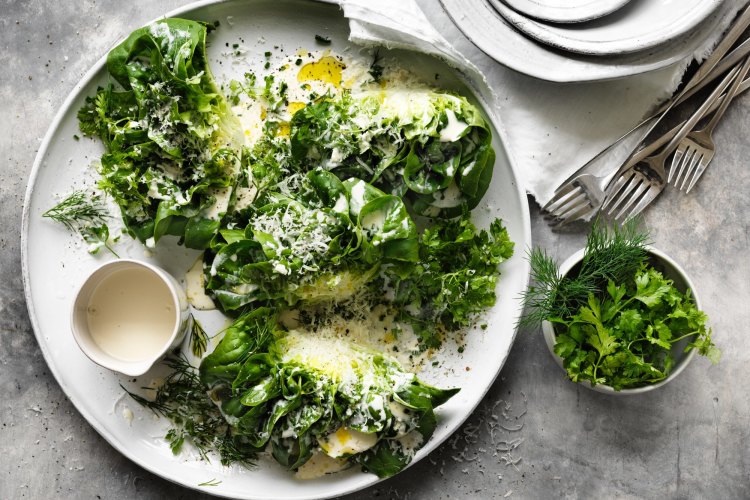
<box><xmin>48</xmin><ymin>18</ymin><xmax>516</xmax><ymax>478</ymax></box>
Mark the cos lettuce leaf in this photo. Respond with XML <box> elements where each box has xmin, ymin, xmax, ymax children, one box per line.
<box><xmin>204</xmin><ymin>170</ymin><xmax>419</xmax><ymax>311</ymax></box>
<box><xmin>78</xmin><ymin>18</ymin><xmax>242</xmax><ymax>249</ymax></box>
<box><xmin>195</xmin><ymin>311</ymin><xmax>458</xmax><ymax>478</ymax></box>
<box><xmin>290</xmin><ymin>89</ymin><xmax>495</xmax><ymax>217</ymax></box>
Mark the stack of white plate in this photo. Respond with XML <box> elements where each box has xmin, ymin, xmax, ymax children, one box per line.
<box><xmin>440</xmin><ymin>0</ymin><xmax>728</xmax><ymax>82</ymax></box>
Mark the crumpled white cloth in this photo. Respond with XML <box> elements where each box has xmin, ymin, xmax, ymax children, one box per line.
<box><xmin>338</xmin><ymin>0</ymin><xmax>742</xmax><ymax>206</ymax></box>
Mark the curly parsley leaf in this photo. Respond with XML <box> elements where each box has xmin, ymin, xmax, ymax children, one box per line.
<box><xmin>387</xmin><ymin>214</ymin><xmax>514</xmax><ymax>338</ymax></box>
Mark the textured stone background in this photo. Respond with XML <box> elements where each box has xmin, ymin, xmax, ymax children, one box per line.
<box><xmin>2</xmin><ymin>1</ymin><xmax>749</xmax><ymax>498</ymax></box>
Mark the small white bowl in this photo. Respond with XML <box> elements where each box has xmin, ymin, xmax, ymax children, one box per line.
<box><xmin>542</xmin><ymin>246</ymin><xmax>699</xmax><ymax>395</ymax></box>
<box><xmin>71</xmin><ymin>259</ymin><xmax>191</xmax><ymax>376</ymax></box>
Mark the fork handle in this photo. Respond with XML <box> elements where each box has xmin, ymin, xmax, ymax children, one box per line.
<box><xmin>659</xmin><ymin>65</ymin><xmax>741</xmax><ymax>157</ymax></box>
<box><xmin>606</xmin><ymin>65</ymin><xmax>742</xmax><ymax>181</ymax></box>
<box><xmin>628</xmin><ymin>63</ymin><xmax>740</xmax><ymax>166</ymax></box>
<box><xmin>646</xmin><ymin>5</ymin><xmax>750</xmax><ymax>125</ymax></box>
<box><xmin>700</xmin><ymin>55</ymin><xmax>750</xmax><ymax>133</ymax></box>
<box><xmin>655</xmin><ymin>37</ymin><xmax>750</xmax><ymax>116</ymax></box>
<box><xmin>577</xmin><ymin>7</ymin><xmax>750</xmax><ymax>178</ymax></box>
<box><xmin>680</xmin><ymin>4</ymin><xmax>750</xmax><ymax>96</ymax></box>
<box><xmin>621</xmin><ymin>71</ymin><xmax>750</xmax><ymax>164</ymax></box>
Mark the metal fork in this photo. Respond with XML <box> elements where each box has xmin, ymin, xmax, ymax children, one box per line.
<box><xmin>601</xmin><ymin>65</ymin><xmax>742</xmax><ymax>221</ymax></box>
<box><xmin>542</xmin><ymin>66</ymin><xmax>741</xmax><ymax>227</ymax></box>
<box><xmin>542</xmin><ymin>5</ymin><xmax>750</xmax><ymax>226</ymax></box>
<box><xmin>669</xmin><ymin>55</ymin><xmax>750</xmax><ymax>193</ymax></box>
<box><xmin>542</xmin><ymin>138</ymin><xmax>637</xmax><ymax>226</ymax></box>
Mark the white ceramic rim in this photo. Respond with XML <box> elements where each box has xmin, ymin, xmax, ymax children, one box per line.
<box><xmin>70</xmin><ymin>259</ymin><xmax>185</xmax><ymax>377</ymax></box>
<box><xmin>439</xmin><ymin>0</ymin><xmax>734</xmax><ymax>83</ymax></box>
<box><xmin>491</xmin><ymin>0</ymin><xmax>722</xmax><ymax>56</ymax></box>
<box><xmin>541</xmin><ymin>246</ymin><xmax>699</xmax><ymax>395</ymax></box>
<box><xmin>499</xmin><ymin>0</ymin><xmax>633</xmax><ymax>24</ymax></box>
<box><xmin>20</xmin><ymin>0</ymin><xmax>532</xmax><ymax>498</ymax></box>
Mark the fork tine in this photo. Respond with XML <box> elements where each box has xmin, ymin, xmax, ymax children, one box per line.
<box><xmin>601</xmin><ymin>170</ymin><xmax>637</xmax><ymax>214</ymax></box>
<box><xmin>544</xmin><ymin>199</ymin><xmax>591</xmax><ymax>226</ymax></box>
<box><xmin>682</xmin><ymin>150</ymin><xmax>701</xmax><ymax>189</ymax></box>
<box><xmin>620</xmin><ymin>186</ymin><xmax>662</xmax><ymax>221</ymax></box>
<box><xmin>668</xmin><ymin>146</ymin><xmax>687</xmax><ymax>184</ymax></box>
<box><xmin>678</xmin><ymin>152</ymin><xmax>703</xmax><ymax>191</ymax></box>
<box><xmin>544</xmin><ymin>188</ymin><xmax>586</xmax><ymax>216</ymax></box>
<box><xmin>553</xmin><ymin>204</ymin><xmax>597</xmax><ymax>227</ymax></box>
<box><xmin>551</xmin><ymin>195</ymin><xmax>592</xmax><ymax>222</ymax></box>
<box><xmin>612</xmin><ymin>178</ymin><xmax>649</xmax><ymax>220</ymax></box>
<box><xmin>543</xmin><ymin>190</ymin><xmax>577</xmax><ymax>216</ymax></box>
<box><xmin>548</xmin><ymin>191</ymin><xmax>591</xmax><ymax>219</ymax></box>
<box><xmin>541</xmin><ymin>183</ymin><xmax>580</xmax><ymax>213</ymax></box>
<box><xmin>685</xmin><ymin>156</ymin><xmax>711</xmax><ymax>193</ymax></box>
<box><xmin>670</xmin><ymin>147</ymin><xmax>694</xmax><ymax>187</ymax></box>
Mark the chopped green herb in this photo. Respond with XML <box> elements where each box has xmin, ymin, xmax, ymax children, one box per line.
<box><xmin>314</xmin><ymin>34</ymin><xmax>331</xmax><ymax>45</ymax></box>
<box><xmin>551</xmin><ymin>264</ymin><xmax>718</xmax><ymax>390</ymax></box>
<box><xmin>198</xmin><ymin>478</ymin><xmax>221</xmax><ymax>487</ymax></box>
<box><xmin>189</xmin><ymin>317</ymin><xmax>209</xmax><ymax>357</ymax></box>
<box><xmin>521</xmin><ymin>218</ymin><xmax>649</xmax><ymax>327</ymax></box>
<box><xmin>123</xmin><ymin>356</ymin><xmax>258</xmax><ymax>467</ymax></box>
<box><xmin>369</xmin><ymin>49</ymin><xmax>384</xmax><ymax>83</ymax></box>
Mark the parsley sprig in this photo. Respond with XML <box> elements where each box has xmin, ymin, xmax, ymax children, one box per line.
<box><xmin>552</xmin><ymin>264</ymin><xmax>719</xmax><ymax>389</ymax></box>
<box><xmin>386</xmin><ymin>214</ymin><xmax>514</xmax><ymax>347</ymax></box>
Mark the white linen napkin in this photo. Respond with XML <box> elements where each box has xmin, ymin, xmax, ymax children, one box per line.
<box><xmin>339</xmin><ymin>0</ymin><xmax>742</xmax><ymax>207</ymax></box>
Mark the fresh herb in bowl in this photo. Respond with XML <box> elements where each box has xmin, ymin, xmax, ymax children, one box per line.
<box><xmin>522</xmin><ymin>219</ymin><xmax>719</xmax><ymax>392</ymax></box>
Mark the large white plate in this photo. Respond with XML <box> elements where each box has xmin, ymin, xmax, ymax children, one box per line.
<box><xmin>501</xmin><ymin>0</ymin><xmax>633</xmax><ymax>24</ymax></box>
<box><xmin>492</xmin><ymin>0</ymin><xmax>723</xmax><ymax>56</ymax></box>
<box><xmin>21</xmin><ymin>0</ymin><xmax>531</xmax><ymax>498</ymax></box>
<box><xmin>439</xmin><ymin>0</ymin><xmax>736</xmax><ymax>82</ymax></box>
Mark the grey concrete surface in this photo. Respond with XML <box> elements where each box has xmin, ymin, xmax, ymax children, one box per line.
<box><xmin>2</xmin><ymin>1</ymin><xmax>749</xmax><ymax>499</ymax></box>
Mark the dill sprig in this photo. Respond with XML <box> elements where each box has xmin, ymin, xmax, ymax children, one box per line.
<box><xmin>43</xmin><ymin>190</ymin><xmax>118</xmax><ymax>256</ymax></box>
<box><xmin>189</xmin><ymin>317</ymin><xmax>209</xmax><ymax>358</ymax></box>
<box><xmin>579</xmin><ymin>216</ymin><xmax>650</xmax><ymax>290</ymax></box>
<box><xmin>122</xmin><ymin>355</ymin><xmax>258</xmax><ymax>467</ymax></box>
<box><xmin>520</xmin><ymin>217</ymin><xmax>649</xmax><ymax>327</ymax></box>
<box><xmin>43</xmin><ymin>190</ymin><xmax>109</xmax><ymax>231</ymax></box>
